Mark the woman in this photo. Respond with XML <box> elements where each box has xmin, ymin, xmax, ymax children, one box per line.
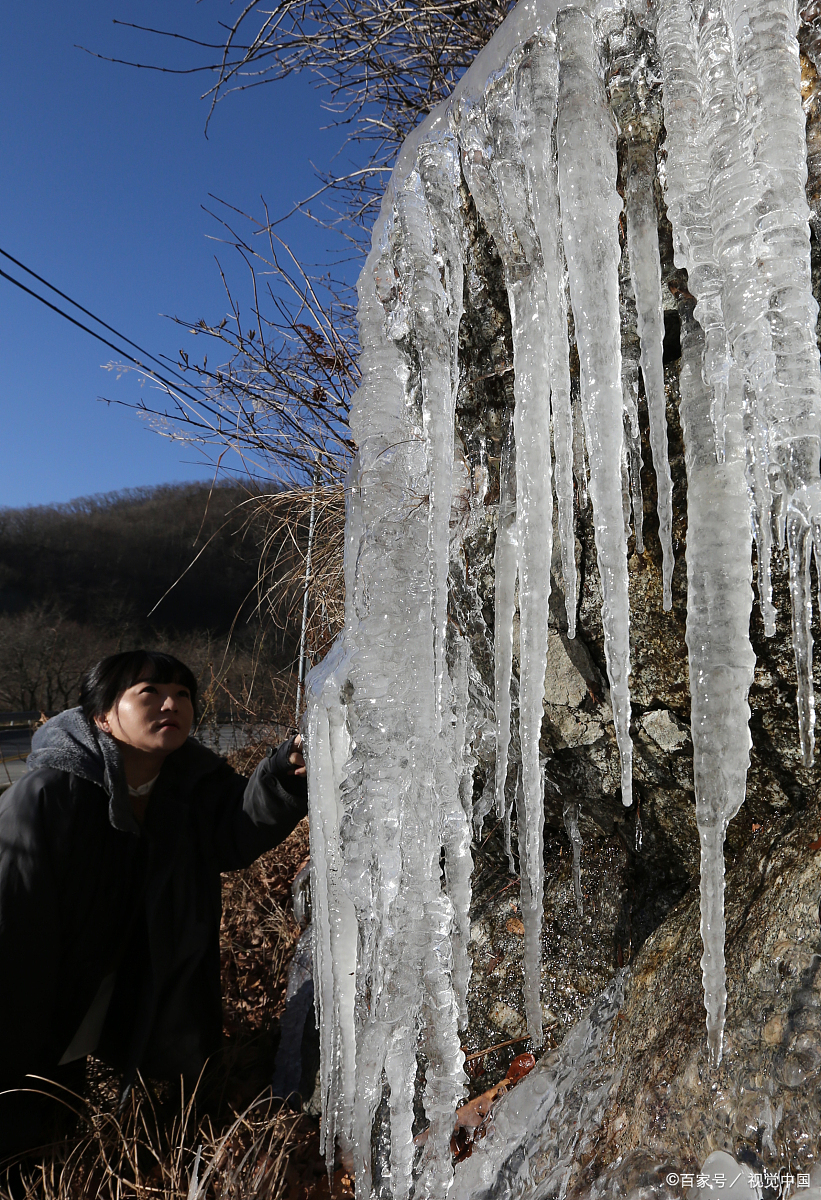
<box><xmin>0</xmin><ymin>650</ymin><xmax>307</xmax><ymax>1159</ymax></box>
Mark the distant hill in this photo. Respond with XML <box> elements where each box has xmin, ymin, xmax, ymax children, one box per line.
<box><xmin>0</xmin><ymin>482</ymin><xmax>300</xmax><ymax>718</ymax></box>
<box><xmin>0</xmin><ymin>482</ymin><xmax>268</xmax><ymax>634</ymax></box>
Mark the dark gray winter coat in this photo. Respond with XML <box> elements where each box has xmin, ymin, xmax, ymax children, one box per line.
<box><xmin>0</xmin><ymin>709</ymin><xmax>306</xmax><ymax>1122</ymax></box>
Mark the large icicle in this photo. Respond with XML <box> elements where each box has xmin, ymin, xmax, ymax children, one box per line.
<box><xmin>399</xmin><ymin>135</ymin><xmax>465</xmax><ymax>732</ymax></box>
<box><xmin>557</xmin><ymin>5</ymin><xmax>634</xmax><ymax>807</ymax></box>
<box><xmin>656</xmin><ymin>0</ymin><xmax>733</xmax><ymax>456</ymax></box>
<box><xmin>519</xmin><ymin>36</ymin><xmax>579</xmax><ymax>637</ymax></box>
<box><xmin>680</xmin><ymin>310</ymin><xmax>755</xmax><ymax>1066</ymax></box>
<box><xmin>496</xmin><ymin>62</ymin><xmax>554</xmax><ymax>1048</ymax></box>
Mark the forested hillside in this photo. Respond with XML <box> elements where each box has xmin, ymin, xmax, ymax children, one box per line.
<box><xmin>0</xmin><ymin>482</ymin><xmax>299</xmax><ymax>717</ymax></box>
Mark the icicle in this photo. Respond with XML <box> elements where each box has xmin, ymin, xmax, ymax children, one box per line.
<box><xmin>572</xmin><ymin>382</ymin><xmax>590</xmax><ymax>510</ymax></box>
<box><xmin>745</xmin><ymin>392</ymin><xmax>778</xmax><ymax>635</ymax></box>
<box><xmin>656</xmin><ymin>0</ymin><xmax>732</xmax><ymax>457</ymax></box>
<box><xmin>396</xmin><ymin>138</ymin><xmax>465</xmax><ymax>732</ymax></box>
<box><xmin>557</xmin><ymin>6</ymin><xmax>634</xmax><ymax>808</ymax></box>
<box><xmin>493</xmin><ymin>429</ymin><xmax>518</xmax><ymax>822</ymax></box>
<box><xmin>518</xmin><ymin>37</ymin><xmax>579</xmax><ymax>637</ymax></box>
<box><xmin>493</xmin><ymin>70</ymin><xmax>554</xmax><ymax>1050</ymax></box>
<box><xmin>620</xmin><ymin>313</ymin><xmax>646</xmax><ymax>555</ymax></box>
<box><xmin>563</xmin><ymin>801</ymin><xmax>584</xmax><ymax>917</ymax></box>
<box><xmin>625</xmin><ymin>140</ymin><xmax>675</xmax><ymax>608</ymax></box>
<box><xmin>304</xmin><ymin>643</ymin><xmax>357</xmax><ymax>1171</ymax></box>
<box><xmin>443</xmin><ymin>643</ymin><xmax>474</xmax><ymax>1030</ymax></box>
<box><xmin>788</xmin><ymin>507</ymin><xmax>816</xmax><ymax>764</ymax></box>
<box><xmin>680</xmin><ymin>311</ymin><xmax>755</xmax><ymax>1066</ymax></box>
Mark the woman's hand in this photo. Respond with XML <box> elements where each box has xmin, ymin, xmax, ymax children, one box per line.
<box><xmin>288</xmin><ymin>733</ymin><xmax>307</xmax><ymax>778</ymax></box>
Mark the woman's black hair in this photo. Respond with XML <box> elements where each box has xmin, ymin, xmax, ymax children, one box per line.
<box><xmin>79</xmin><ymin>651</ymin><xmax>198</xmax><ymax>721</ymax></box>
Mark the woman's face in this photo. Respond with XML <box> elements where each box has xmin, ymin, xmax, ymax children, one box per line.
<box><xmin>96</xmin><ymin>678</ymin><xmax>194</xmax><ymax>757</ymax></box>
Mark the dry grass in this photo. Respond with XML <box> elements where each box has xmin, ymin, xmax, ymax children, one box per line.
<box><xmin>2</xmin><ymin>1085</ymin><xmax>307</xmax><ymax>1200</ymax></box>
<box><xmin>253</xmin><ymin>485</ymin><xmax>346</xmax><ymax>677</ymax></box>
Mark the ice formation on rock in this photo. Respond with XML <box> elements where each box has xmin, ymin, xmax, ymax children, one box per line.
<box><xmin>303</xmin><ymin>0</ymin><xmax>821</xmax><ymax>1190</ymax></box>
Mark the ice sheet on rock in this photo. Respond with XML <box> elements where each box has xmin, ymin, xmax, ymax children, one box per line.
<box><xmin>557</xmin><ymin>5</ymin><xmax>633</xmax><ymax>808</ymax></box>
<box><xmin>694</xmin><ymin>1151</ymin><xmax>763</xmax><ymax>1200</ymax></box>
<box><xmin>625</xmin><ymin>141</ymin><xmax>675</xmax><ymax>607</ymax></box>
<box><xmin>451</xmin><ymin>973</ymin><xmax>625</xmax><ymax>1200</ymax></box>
<box><xmin>680</xmin><ymin>314</ymin><xmax>755</xmax><ymax>1067</ymax></box>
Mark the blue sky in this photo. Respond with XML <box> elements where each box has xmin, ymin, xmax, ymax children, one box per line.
<box><xmin>1</xmin><ymin>3</ymin><xmax>354</xmax><ymax>508</ymax></box>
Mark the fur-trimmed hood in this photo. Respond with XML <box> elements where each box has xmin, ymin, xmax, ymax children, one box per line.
<box><xmin>27</xmin><ymin>707</ymin><xmax>137</xmax><ymax>832</ymax></box>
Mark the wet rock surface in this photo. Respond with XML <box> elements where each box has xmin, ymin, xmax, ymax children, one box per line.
<box><xmin>453</xmin><ymin>793</ymin><xmax>821</xmax><ymax>1197</ymax></box>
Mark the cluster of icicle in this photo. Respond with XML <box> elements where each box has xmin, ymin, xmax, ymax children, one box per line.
<box><xmin>303</xmin><ymin>0</ymin><xmax>821</xmax><ymax>1194</ymax></box>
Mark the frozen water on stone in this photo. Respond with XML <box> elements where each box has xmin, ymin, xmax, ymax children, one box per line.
<box><xmin>625</xmin><ymin>140</ymin><xmax>675</xmax><ymax>607</ymax></box>
<box><xmin>451</xmin><ymin>973</ymin><xmax>625</xmax><ymax>1200</ymax></box>
<box><xmin>557</xmin><ymin>5</ymin><xmax>633</xmax><ymax>808</ymax></box>
<box><xmin>563</xmin><ymin>800</ymin><xmax>584</xmax><ymax>916</ymax></box>
<box><xmin>680</xmin><ymin>313</ymin><xmax>755</xmax><ymax>1066</ymax></box>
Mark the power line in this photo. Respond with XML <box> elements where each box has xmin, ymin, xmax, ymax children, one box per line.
<box><xmin>0</xmin><ymin>246</ymin><xmax>207</xmax><ymax>400</ymax></box>
<box><xmin>0</xmin><ymin>266</ymin><xmax>213</xmax><ymax>411</ymax></box>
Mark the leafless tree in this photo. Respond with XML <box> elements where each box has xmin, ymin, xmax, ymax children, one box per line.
<box><xmin>91</xmin><ymin>2</ymin><xmax>516</xmax><ymax>486</ymax></box>
<box><xmin>97</xmin><ymin>2</ymin><xmax>515</xmax><ymax>237</ymax></box>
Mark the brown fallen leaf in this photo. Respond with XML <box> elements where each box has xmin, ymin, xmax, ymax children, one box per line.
<box><xmin>506</xmin><ymin>917</ymin><xmax>525</xmax><ymax>936</ymax></box>
<box><xmin>415</xmin><ymin>1045</ymin><xmax>538</xmax><ymax>1161</ymax></box>
<box><xmin>810</xmin><ymin>836</ymin><xmax>821</xmax><ymax>851</ymax></box>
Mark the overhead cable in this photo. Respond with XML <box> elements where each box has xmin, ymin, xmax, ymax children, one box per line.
<box><xmin>0</xmin><ymin>246</ymin><xmax>207</xmax><ymax>402</ymax></box>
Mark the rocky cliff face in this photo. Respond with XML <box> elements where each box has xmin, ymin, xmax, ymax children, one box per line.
<box><xmin>448</xmin><ymin>14</ymin><xmax>821</xmax><ymax>1181</ymax></box>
